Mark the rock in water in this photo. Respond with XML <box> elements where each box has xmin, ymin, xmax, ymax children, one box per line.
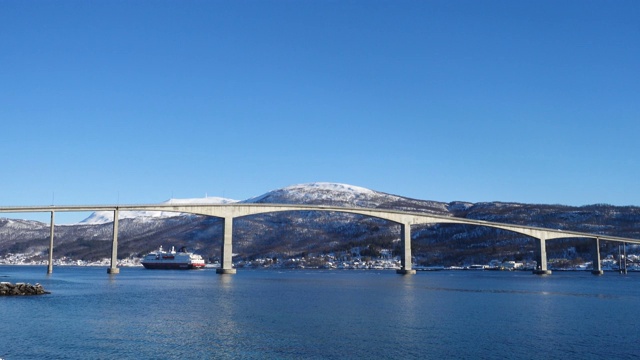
<box><xmin>0</xmin><ymin>282</ymin><xmax>50</xmax><ymax>296</ymax></box>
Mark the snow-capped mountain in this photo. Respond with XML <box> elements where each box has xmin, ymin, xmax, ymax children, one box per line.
<box><xmin>244</xmin><ymin>183</ymin><xmax>376</xmax><ymax>206</ymax></box>
<box><xmin>246</xmin><ymin>182</ymin><xmax>451</xmax><ymax>214</ymax></box>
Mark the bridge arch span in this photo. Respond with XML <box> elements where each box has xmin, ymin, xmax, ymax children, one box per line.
<box><xmin>123</xmin><ymin>204</ymin><xmax>593</xmax><ymax>274</ymax></box>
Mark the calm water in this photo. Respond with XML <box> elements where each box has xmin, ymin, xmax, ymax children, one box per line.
<box><xmin>1</xmin><ymin>266</ymin><xmax>639</xmax><ymax>359</ymax></box>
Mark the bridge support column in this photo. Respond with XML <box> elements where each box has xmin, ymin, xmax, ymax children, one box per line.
<box><xmin>107</xmin><ymin>209</ymin><xmax>120</xmax><ymax>274</ymax></box>
<box><xmin>532</xmin><ymin>235</ymin><xmax>551</xmax><ymax>275</ymax></box>
<box><xmin>47</xmin><ymin>211</ymin><xmax>54</xmax><ymax>274</ymax></box>
<box><xmin>216</xmin><ymin>216</ymin><xmax>236</xmax><ymax>274</ymax></box>
<box><xmin>591</xmin><ymin>237</ymin><xmax>603</xmax><ymax>275</ymax></box>
<box><xmin>396</xmin><ymin>223</ymin><xmax>416</xmax><ymax>275</ymax></box>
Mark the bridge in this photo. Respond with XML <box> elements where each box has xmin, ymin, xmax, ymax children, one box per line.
<box><xmin>1</xmin><ymin>203</ymin><xmax>639</xmax><ymax>275</ymax></box>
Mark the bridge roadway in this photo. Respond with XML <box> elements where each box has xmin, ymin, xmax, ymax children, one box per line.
<box><xmin>2</xmin><ymin>203</ymin><xmax>639</xmax><ymax>275</ymax></box>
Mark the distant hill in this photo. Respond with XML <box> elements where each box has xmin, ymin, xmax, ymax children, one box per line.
<box><xmin>1</xmin><ymin>182</ymin><xmax>639</xmax><ymax>266</ymax></box>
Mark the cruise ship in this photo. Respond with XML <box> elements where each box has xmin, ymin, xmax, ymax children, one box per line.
<box><xmin>141</xmin><ymin>246</ymin><xmax>206</xmax><ymax>270</ymax></box>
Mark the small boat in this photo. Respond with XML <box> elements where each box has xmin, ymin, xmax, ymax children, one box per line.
<box><xmin>141</xmin><ymin>246</ymin><xmax>206</xmax><ymax>270</ymax></box>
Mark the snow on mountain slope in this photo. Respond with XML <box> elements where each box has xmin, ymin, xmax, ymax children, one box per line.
<box><xmin>244</xmin><ymin>182</ymin><xmax>450</xmax><ymax>214</ymax></box>
<box><xmin>79</xmin><ymin>197</ymin><xmax>239</xmax><ymax>224</ymax></box>
<box><xmin>244</xmin><ymin>183</ymin><xmax>376</xmax><ymax>206</ymax></box>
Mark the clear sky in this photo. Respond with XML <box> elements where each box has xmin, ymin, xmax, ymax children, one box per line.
<box><xmin>1</xmin><ymin>0</ymin><xmax>639</xmax><ymax>223</ymax></box>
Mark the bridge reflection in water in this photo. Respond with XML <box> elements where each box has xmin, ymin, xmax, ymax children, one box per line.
<box><xmin>1</xmin><ymin>204</ymin><xmax>638</xmax><ymax>276</ymax></box>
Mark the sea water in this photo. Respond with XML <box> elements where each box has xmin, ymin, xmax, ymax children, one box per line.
<box><xmin>0</xmin><ymin>266</ymin><xmax>638</xmax><ymax>359</ymax></box>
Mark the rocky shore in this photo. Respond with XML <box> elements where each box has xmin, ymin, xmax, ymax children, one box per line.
<box><xmin>0</xmin><ymin>282</ymin><xmax>49</xmax><ymax>296</ymax></box>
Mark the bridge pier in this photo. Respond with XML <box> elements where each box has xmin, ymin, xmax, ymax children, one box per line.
<box><xmin>396</xmin><ymin>223</ymin><xmax>416</xmax><ymax>275</ymax></box>
<box><xmin>216</xmin><ymin>216</ymin><xmax>236</xmax><ymax>274</ymax></box>
<box><xmin>532</xmin><ymin>236</ymin><xmax>552</xmax><ymax>275</ymax></box>
<box><xmin>47</xmin><ymin>211</ymin><xmax>54</xmax><ymax>274</ymax></box>
<box><xmin>591</xmin><ymin>237</ymin><xmax>603</xmax><ymax>275</ymax></box>
<box><xmin>107</xmin><ymin>209</ymin><xmax>120</xmax><ymax>274</ymax></box>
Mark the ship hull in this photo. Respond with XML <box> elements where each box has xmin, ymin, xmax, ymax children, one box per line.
<box><xmin>141</xmin><ymin>262</ymin><xmax>205</xmax><ymax>270</ymax></box>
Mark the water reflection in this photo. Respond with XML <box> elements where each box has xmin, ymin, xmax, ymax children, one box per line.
<box><xmin>2</xmin><ymin>267</ymin><xmax>640</xmax><ymax>359</ymax></box>
<box><xmin>218</xmin><ymin>272</ymin><xmax>233</xmax><ymax>289</ymax></box>
<box><xmin>201</xmin><ymin>272</ymin><xmax>241</xmax><ymax>356</ymax></box>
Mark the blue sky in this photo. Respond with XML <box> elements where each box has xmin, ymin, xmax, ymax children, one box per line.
<box><xmin>1</xmin><ymin>0</ymin><xmax>639</xmax><ymax>223</ymax></box>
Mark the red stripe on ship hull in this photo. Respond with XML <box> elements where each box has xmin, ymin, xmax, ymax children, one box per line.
<box><xmin>142</xmin><ymin>262</ymin><xmax>205</xmax><ymax>270</ymax></box>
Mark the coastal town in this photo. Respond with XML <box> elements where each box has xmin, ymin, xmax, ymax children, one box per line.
<box><xmin>1</xmin><ymin>250</ymin><xmax>638</xmax><ymax>272</ymax></box>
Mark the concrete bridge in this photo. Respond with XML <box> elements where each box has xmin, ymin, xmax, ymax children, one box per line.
<box><xmin>1</xmin><ymin>203</ymin><xmax>639</xmax><ymax>275</ymax></box>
